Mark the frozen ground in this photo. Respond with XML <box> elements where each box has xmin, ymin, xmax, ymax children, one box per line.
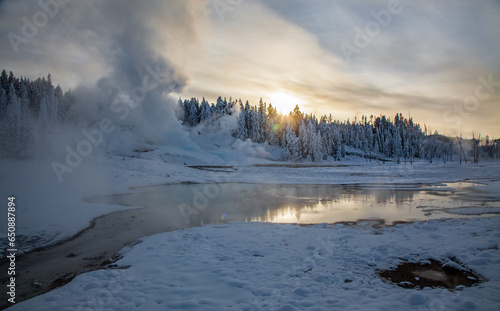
<box><xmin>7</xmin><ymin>218</ymin><xmax>500</xmax><ymax>310</ymax></box>
<box><xmin>2</xmin><ymin>134</ymin><xmax>500</xmax><ymax>310</ymax></box>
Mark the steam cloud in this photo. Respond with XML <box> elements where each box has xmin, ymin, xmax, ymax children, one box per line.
<box><xmin>1</xmin><ymin>0</ymin><xmax>210</xmax><ymax>151</ymax></box>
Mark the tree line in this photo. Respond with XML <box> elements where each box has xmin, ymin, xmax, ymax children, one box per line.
<box><xmin>0</xmin><ymin>70</ymin><xmax>498</xmax><ymax>162</ymax></box>
<box><xmin>0</xmin><ymin>70</ymin><xmax>73</xmax><ymax>158</ymax></box>
<box><xmin>178</xmin><ymin>96</ymin><xmax>500</xmax><ymax>163</ymax></box>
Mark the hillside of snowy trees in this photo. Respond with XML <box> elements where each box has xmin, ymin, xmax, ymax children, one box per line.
<box><xmin>1</xmin><ymin>70</ymin><xmax>499</xmax><ymax>162</ymax></box>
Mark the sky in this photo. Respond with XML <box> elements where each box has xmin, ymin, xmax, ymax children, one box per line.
<box><xmin>0</xmin><ymin>0</ymin><xmax>499</xmax><ymax>138</ymax></box>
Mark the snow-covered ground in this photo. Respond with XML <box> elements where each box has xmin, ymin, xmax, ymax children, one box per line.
<box><xmin>2</xmin><ymin>138</ymin><xmax>500</xmax><ymax>255</ymax></box>
<box><xmin>2</xmin><ymin>132</ymin><xmax>500</xmax><ymax>310</ymax></box>
<box><xmin>7</xmin><ymin>218</ymin><xmax>500</xmax><ymax>310</ymax></box>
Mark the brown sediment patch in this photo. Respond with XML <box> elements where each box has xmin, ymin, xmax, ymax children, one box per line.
<box><xmin>390</xmin><ymin>220</ymin><xmax>416</xmax><ymax>226</ymax></box>
<box><xmin>378</xmin><ymin>259</ymin><xmax>485</xmax><ymax>290</ymax></box>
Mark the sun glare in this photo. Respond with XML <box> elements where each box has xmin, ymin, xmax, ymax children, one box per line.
<box><xmin>268</xmin><ymin>91</ymin><xmax>304</xmax><ymax>115</ymax></box>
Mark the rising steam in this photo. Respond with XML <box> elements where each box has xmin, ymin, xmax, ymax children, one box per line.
<box><xmin>1</xmin><ymin>0</ymin><xmax>210</xmax><ymax>152</ymax></box>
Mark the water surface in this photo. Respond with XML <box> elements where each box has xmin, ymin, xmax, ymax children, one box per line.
<box><xmin>90</xmin><ymin>182</ymin><xmax>500</xmax><ymax>226</ymax></box>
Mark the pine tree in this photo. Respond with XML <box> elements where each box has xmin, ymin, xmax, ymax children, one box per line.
<box><xmin>236</xmin><ymin>101</ymin><xmax>247</xmax><ymax>140</ymax></box>
<box><xmin>394</xmin><ymin>130</ymin><xmax>402</xmax><ymax>163</ymax></box>
<box><xmin>18</xmin><ymin>84</ymin><xmax>34</xmax><ymax>157</ymax></box>
<box><xmin>309</xmin><ymin>121</ymin><xmax>323</xmax><ymax>162</ymax></box>
<box><xmin>249</xmin><ymin>108</ymin><xmax>261</xmax><ymax>142</ymax></box>
<box><xmin>8</xmin><ymin>71</ymin><xmax>17</xmax><ymax>91</ymax></box>
<box><xmin>281</xmin><ymin>123</ymin><xmax>300</xmax><ymax>161</ymax></box>
<box><xmin>0</xmin><ymin>70</ymin><xmax>8</xmax><ymax>91</ymax></box>
<box><xmin>384</xmin><ymin>132</ymin><xmax>393</xmax><ymax>157</ymax></box>
<box><xmin>298</xmin><ymin>120</ymin><xmax>309</xmax><ymax>159</ymax></box>
<box><xmin>2</xmin><ymin>83</ymin><xmax>21</xmax><ymax>157</ymax></box>
<box><xmin>188</xmin><ymin>97</ymin><xmax>200</xmax><ymax>126</ymax></box>
<box><xmin>199</xmin><ymin>97</ymin><xmax>211</xmax><ymax>122</ymax></box>
<box><xmin>216</xmin><ymin>96</ymin><xmax>227</xmax><ymax>116</ymax></box>
<box><xmin>258</xmin><ymin>99</ymin><xmax>267</xmax><ymax>143</ymax></box>
<box><xmin>290</xmin><ymin>105</ymin><xmax>302</xmax><ymax>136</ymax></box>
<box><xmin>0</xmin><ymin>88</ymin><xmax>6</xmax><ymax>117</ymax></box>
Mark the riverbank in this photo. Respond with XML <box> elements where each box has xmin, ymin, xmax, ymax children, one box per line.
<box><xmin>1</xmin><ymin>144</ymin><xmax>499</xmax><ymax>309</ymax></box>
<box><xmin>2</xmin><ymin>144</ymin><xmax>500</xmax><ymax>256</ymax></box>
<box><xmin>1</xmin><ymin>178</ymin><xmax>499</xmax><ymax>308</ymax></box>
<box><xmin>7</xmin><ymin>217</ymin><xmax>500</xmax><ymax>310</ymax></box>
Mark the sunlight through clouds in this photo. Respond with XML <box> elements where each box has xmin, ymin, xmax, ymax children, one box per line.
<box><xmin>0</xmin><ymin>0</ymin><xmax>498</xmax><ymax>137</ymax></box>
<box><xmin>180</xmin><ymin>0</ymin><xmax>500</xmax><ymax>137</ymax></box>
<box><xmin>267</xmin><ymin>91</ymin><xmax>304</xmax><ymax>115</ymax></box>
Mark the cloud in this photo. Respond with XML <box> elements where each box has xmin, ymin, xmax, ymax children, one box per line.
<box><xmin>0</xmin><ymin>0</ymin><xmax>217</xmax><ymax>158</ymax></box>
<box><xmin>1</xmin><ymin>0</ymin><xmax>498</xmax><ymax>138</ymax></box>
<box><xmin>0</xmin><ymin>0</ymin><xmax>209</xmax><ymax>90</ymax></box>
<box><xmin>184</xmin><ymin>1</ymin><xmax>362</xmax><ymax>111</ymax></box>
<box><xmin>180</xmin><ymin>0</ymin><xmax>500</xmax><ymax>137</ymax></box>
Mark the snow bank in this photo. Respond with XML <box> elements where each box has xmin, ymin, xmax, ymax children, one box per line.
<box><xmin>9</xmin><ymin>217</ymin><xmax>500</xmax><ymax>310</ymax></box>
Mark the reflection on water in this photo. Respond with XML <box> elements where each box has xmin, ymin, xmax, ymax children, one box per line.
<box><xmin>90</xmin><ymin>183</ymin><xmax>500</xmax><ymax>226</ymax></box>
<box><xmin>250</xmin><ymin>185</ymin><xmax>421</xmax><ymax>223</ymax></box>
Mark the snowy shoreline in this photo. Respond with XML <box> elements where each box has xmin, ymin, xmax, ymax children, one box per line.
<box><xmin>2</xmin><ymin>147</ymin><xmax>500</xmax><ymax>256</ymax></box>
<box><xmin>2</xmin><ymin>144</ymin><xmax>500</xmax><ymax>310</ymax></box>
<box><xmin>7</xmin><ymin>217</ymin><xmax>500</xmax><ymax>311</ymax></box>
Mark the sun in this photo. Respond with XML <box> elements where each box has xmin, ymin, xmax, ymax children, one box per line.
<box><xmin>268</xmin><ymin>91</ymin><xmax>304</xmax><ymax>115</ymax></box>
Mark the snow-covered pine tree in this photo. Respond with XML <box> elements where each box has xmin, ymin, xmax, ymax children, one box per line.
<box><xmin>199</xmin><ymin>97</ymin><xmax>211</xmax><ymax>123</ymax></box>
<box><xmin>0</xmin><ymin>70</ymin><xmax>8</xmax><ymax>91</ymax></box>
<box><xmin>258</xmin><ymin>99</ymin><xmax>267</xmax><ymax>143</ymax></box>
<box><xmin>216</xmin><ymin>96</ymin><xmax>227</xmax><ymax>116</ymax></box>
<box><xmin>298</xmin><ymin>120</ymin><xmax>309</xmax><ymax>160</ymax></box>
<box><xmin>2</xmin><ymin>83</ymin><xmax>22</xmax><ymax>157</ymax></box>
<box><xmin>308</xmin><ymin>120</ymin><xmax>323</xmax><ymax>162</ymax></box>
<box><xmin>384</xmin><ymin>132</ymin><xmax>393</xmax><ymax>158</ymax></box>
<box><xmin>188</xmin><ymin>97</ymin><xmax>200</xmax><ymax>126</ymax></box>
<box><xmin>236</xmin><ymin>101</ymin><xmax>248</xmax><ymax>140</ymax></box>
<box><xmin>250</xmin><ymin>108</ymin><xmax>261</xmax><ymax>143</ymax></box>
<box><xmin>290</xmin><ymin>105</ymin><xmax>302</xmax><ymax>136</ymax></box>
<box><xmin>281</xmin><ymin>122</ymin><xmax>300</xmax><ymax>161</ymax></box>
<box><xmin>266</xmin><ymin>104</ymin><xmax>279</xmax><ymax>146</ymax></box>
<box><xmin>280</xmin><ymin>123</ymin><xmax>292</xmax><ymax>160</ymax></box>
<box><xmin>394</xmin><ymin>130</ymin><xmax>402</xmax><ymax>163</ymax></box>
<box><xmin>289</xmin><ymin>132</ymin><xmax>301</xmax><ymax>162</ymax></box>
